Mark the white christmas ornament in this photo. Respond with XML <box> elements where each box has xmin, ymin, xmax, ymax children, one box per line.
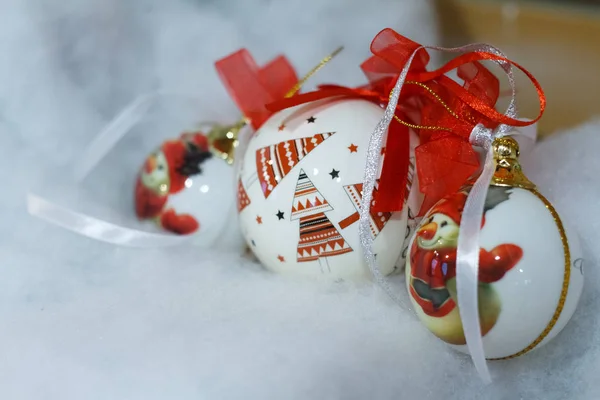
<box><xmin>25</xmin><ymin>92</ymin><xmax>247</xmax><ymax>250</ymax></box>
<box><xmin>405</xmin><ymin>136</ymin><xmax>584</xmax><ymax>359</ymax></box>
<box><xmin>236</xmin><ymin>98</ymin><xmax>420</xmax><ymax>280</ymax></box>
<box><xmin>135</xmin><ymin>126</ymin><xmax>243</xmax><ymax>248</ymax></box>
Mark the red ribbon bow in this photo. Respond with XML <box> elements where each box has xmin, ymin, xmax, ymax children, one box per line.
<box><xmin>266</xmin><ymin>28</ymin><xmax>545</xmax><ymax>214</ymax></box>
<box><xmin>215</xmin><ymin>49</ymin><xmax>299</xmax><ymax>130</ymax></box>
<box><xmin>264</xmin><ymin>34</ymin><xmax>428</xmax><ymax>212</ymax></box>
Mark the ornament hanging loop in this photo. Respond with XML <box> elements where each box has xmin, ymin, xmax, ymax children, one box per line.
<box><xmin>285</xmin><ymin>46</ymin><xmax>344</xmax><ymax>98</ymax></box>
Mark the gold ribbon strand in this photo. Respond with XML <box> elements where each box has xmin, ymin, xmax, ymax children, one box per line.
<box><xmin>391</xmin><ymin>81</ymin><xmax>460</xmax><ymax>132</ymax></box>
<box><xmin>285</xmin><ymin>46</ymin><xmax>345</xmax><ymax>98</ymax></box>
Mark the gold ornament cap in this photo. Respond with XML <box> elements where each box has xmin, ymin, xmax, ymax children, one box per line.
<box><xmin>491</xmin><ymin>136</ymin><xmax>536</xmax><ymax>189</ymax></box>
<box><xmin>206</xmin><ymin>119</ymin><xmax>247</xmax><ymax>165</ymax></box>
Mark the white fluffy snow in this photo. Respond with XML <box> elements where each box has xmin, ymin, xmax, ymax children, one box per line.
<box><xmin>1</xmin><ymin>1</ymin><xmax>598</xmax><ymax>399</ymax></box>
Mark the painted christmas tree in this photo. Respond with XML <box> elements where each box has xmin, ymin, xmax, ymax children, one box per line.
<box><xmin>256</xmin><ymin>132</ymin><xmax>335</xmax><ymax>199</ymax></box>
<box><xmin>338</xmin><ymin>160</ymin><xmax>415</xmax><ymax>239</ymax></box>
<box><xmin>237</xmin><ymin>177</ymin><xmax>251</xmax><ymax>212</ymax></box>
<box><xmin>338</xmin><ymin>181</ymin><xmax>393</xmax><ymax>240</ymax></box>
<box><xmin>291</xmin><ymin>169</ymin><xmax>352</xmax><ymax>272</ymax></box>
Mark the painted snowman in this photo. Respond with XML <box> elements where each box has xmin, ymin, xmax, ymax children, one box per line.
<box><xmin>135</xmin><ymin>131</ymin><xmax>238</xmax><ymax>246</ymax></box>
<box><xmin>406</xmin><ymin>137</ymin><xmax>584</xmax><ymax>359</ymax></box>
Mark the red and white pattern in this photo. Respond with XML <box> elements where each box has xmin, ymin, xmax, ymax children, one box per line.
<box><xmin>237</xmin><ymin>178</ymin><xmax>251</xmax><ymax>212</ymax></box>
<box><xmin>237</xmin><ymin>99</ymin><xmax>413</xmax><ymax>280</ymax></box>
<box><xmin>291</xmin><ymin>169</ymin><xmax>352</xmax><ymax>262</ymax></box>
<box><xmin>339</xmin><ymin>181</ymin><xmax>392</xmax><ymax>240</ymax></box>
<box><xmin>256</xmin><ymin>132</ymin><xmax>335</xmax><ymax>199</ymax></box>
<box><xmin>291</xmin><ymin>169</ymin><xmax>333</xmax><ymax>220</ymax></box>
<box><xmin>297</xmin><ymin>213</ymin><xmax>353</xmax><ymax>262</ymax></box>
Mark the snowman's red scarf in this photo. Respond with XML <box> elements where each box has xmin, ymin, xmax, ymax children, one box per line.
<box><xmin>265</xmin><ymin>29</ymin><xmax>545</xmax><ymax>215</ymax></box>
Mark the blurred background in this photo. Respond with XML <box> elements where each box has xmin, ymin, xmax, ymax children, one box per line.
<box><xmin>2</xmin><ymin>0</ymin><xmax>597</xmax><ymax>167</ymax></box>
<box><xmin>435</xmin><ymin>0</ymin><xmax>600</xmax><ymax>136</ymax></box>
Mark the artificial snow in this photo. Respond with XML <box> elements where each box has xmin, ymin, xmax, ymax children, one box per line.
<box><xmin>1</xmin><ymin>0</ymin><xmax>598</xmax><ymax>399</ymax></box>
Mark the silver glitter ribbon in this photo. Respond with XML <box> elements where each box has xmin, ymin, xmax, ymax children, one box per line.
<box><xmin>359</xmin><ymin>43</ymin><xmax>519</xmax><ymax>384</ymax></box>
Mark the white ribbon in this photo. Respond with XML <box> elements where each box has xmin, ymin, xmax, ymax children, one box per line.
<box><xmin>27</xmin><ymin>194</ymin><xmax>192</xmax><ymax>247</ymax></box>
<box><xmin>72</xmin><ymin>93</ymin><xmax>156</xmax><ymax>183</ymax></box>
<box><xmin>27</xmin><ymin>92</ymin><xmax>220</xmax><ymax>247</ymax></box>
<box><xmin>359</xmin><ymin>42</ymin><xmax>529</xmax><ymax>383</ymax></box>
<box><xmin>456</xmin><ymin>124</ymin><xmax>497</xmax><ymax>383</ymax></box>
<box><xmin>457</xmin><ymin>119</ymin><xmax>537</xmax><ymax>381</ymax></box>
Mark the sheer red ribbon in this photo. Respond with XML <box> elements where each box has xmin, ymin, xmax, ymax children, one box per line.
<box><xmin>265</xmin><ymin>78</ymin><xmax>420</xmax><ymax>213</ymax></box>
<box><xmin>266</xmin><ymin>28</ymin><xmax>546</xmax><ymax>214</ymax></box>
<box><xmin>215</xmin><ymin>49</ymin><xmax>299</xmax><ymax>130</ymax></box>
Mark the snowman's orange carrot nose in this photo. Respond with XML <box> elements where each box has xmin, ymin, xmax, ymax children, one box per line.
<box><xmin>144</xmin><ymin>156</ymin><xmax>157</xmax><ymax>173</ymax></box>
<box><xmin>417</xmin><ymin>222</ymin><xmax>437</xmax><ymax>240</ymax></box>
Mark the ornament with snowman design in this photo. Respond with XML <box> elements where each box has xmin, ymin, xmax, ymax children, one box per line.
<box><xmin>406</xmin><ymin>137</ymin><xmax>584</xmax><ymax>359</ymax></box>
<box><xmin>135</xmin><ymin>129</ymin><xmax>238</xmax><ymax>242</ymax></box>
<box><xmin>136</xmin><ymin>132</ymin><xmax>211</xmax><ymax>234</ymax></box>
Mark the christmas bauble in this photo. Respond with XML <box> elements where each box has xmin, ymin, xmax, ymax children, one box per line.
<box><xmin>236</xmin><ymin>98</ymin><xmax>420</xmax><ymax>280</ymax></box>
<box><xmin>405</xmin><ymin>137</ymin><xmax>584</xmax><ymax>359</ymax></box>
<box><xmin>134</xmin><ymin>129</ymin><xmax>240</xmax><ymax>246</ymax></box>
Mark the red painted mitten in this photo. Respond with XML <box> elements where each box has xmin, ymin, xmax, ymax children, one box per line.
<box><xmin>478</xmin><ymin>244</ymin><xmax>523</xmax><ymax>283</ymax></box>
<box><xmin>160</xmin><ymin>209</ymin><xmax>200</xmax><ymax>235</ymax></box>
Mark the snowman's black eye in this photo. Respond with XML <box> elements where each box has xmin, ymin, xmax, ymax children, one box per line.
<box><xmin>440</xmin><ymin>221</ymin><xmax>448</xmax><ymax>228</ymax></box>
<box><xmin>157</xmin><ymin>165</ymin><xmax>164</xmax><ymax>170</ymax></box>
<box><xmin>428</xmin><ymin>216</ymin><xmax>434</xmax><ymax>224</ymax></box>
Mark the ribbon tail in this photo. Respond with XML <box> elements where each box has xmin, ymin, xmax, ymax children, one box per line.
<box><xmin>455</xmin><ymin>145</ymin><xmax>495</xmax><ymax>384</ymax></box>
<box><xmin>359</xmin><ymin>47</ymin><xmax>425</xmax><ymax>309</ymax></box>
<box><xmin>73</xmin><ymin>92</ymin><xmax>156</xmax><ymax>182</ymax></box>
<box><xmin>215</xmin><ymin>49</ymin><xmax>277</xmax><ymax>130</ymax></box>
<box><xmin>258</xmin><ymin>55</ymin><xmax>298</xmax><ymax>100</ymax></box>
<box><xmin>27</xmin><ymin>194</ymin><xmax>194</xmax><ymax>247</ymax></box>
<box><xmin>358</xmin><ymin>117</ymin><xmax>408</xmax><ymax>309</ymax></box>
<box><xmin>372</xmin><ymin>120</ymin><xmax>409</xmax><ymax>212</ymax></box>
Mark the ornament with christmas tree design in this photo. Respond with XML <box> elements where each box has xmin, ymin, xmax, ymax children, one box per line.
<box><xmin>237</xmin><ymin>98</ymin><xmax>422</xmax><ymax>280</ymax></box>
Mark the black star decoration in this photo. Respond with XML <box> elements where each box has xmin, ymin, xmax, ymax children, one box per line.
<box><xmin>329</xmin><ymin>168</ymin><xmax>340</xmax><ymax>179</ymax></box>
<box><xmin>276</xmin><ymin>210</ymin><xmax>285</xmax><ymax>220</ymax></box>
<box><xmin>307</xmin><ymin>116</ymin><xmax>316</xmax><ymax>123</ymax></box>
